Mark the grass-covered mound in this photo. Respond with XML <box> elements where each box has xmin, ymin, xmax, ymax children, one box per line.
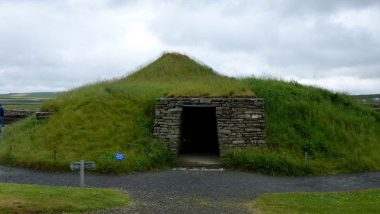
<box><xmin>0</xmin><ymin>53</ymin><xmax>252</xmax><ymax>173</ymax></box>
<box><xmin>0</xmin><ymin>52</ymin><xmax>379</xmax><ymax>175</ymax></box>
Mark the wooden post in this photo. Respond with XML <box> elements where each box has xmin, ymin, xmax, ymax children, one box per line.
<box><xmin>80</xmin><ymin>160</ymin><xmax>85</xmax><ymax>187</ymax></box>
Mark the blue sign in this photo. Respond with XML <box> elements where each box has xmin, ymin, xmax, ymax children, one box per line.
<box><xmin>114</xmin><ymin>153</ymin><xmax>125</xmax><ymax>161</ymax></box>
<box><xmin>84</xmin><ymin>161</ymin><xmax>95</xmax><ymax>169</ymax></box>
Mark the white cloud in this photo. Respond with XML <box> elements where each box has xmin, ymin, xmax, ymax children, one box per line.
<box><xmin>0</xmin><ymin>0</ymin><xmax>379</xmax><ymax>94</ymax></box>
<box><xmin>298</xmin><ymin>76</ymin><xmax>380</xmax><ymax>95</ymax></box>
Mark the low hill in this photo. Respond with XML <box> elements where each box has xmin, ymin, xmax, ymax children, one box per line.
<box><xmin>1</xmin><ymin>53</ymin><xmax>379</xmax><ymax>175</ymax></box>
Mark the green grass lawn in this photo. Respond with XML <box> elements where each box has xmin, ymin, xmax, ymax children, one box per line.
<box><xmin>251</xmin><ymin>189</ymin><xmax>380</xmax><ymax>214</ymax></box>
<box><xmin>0</xmin><ymin>183</ymin><xmax>129</xmax><ymax>213</ymax></box>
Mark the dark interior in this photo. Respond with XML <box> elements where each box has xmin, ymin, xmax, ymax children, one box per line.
<box><xmin>179</xmin><ymin>106</ymin><xmax>219</xmax><ymax>155</ymax></box>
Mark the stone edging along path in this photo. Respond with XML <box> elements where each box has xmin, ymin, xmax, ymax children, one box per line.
<box><xmin>1</xmin><ymin>165</ymin><xmax>380</xmax><ymax>213</ymax></box>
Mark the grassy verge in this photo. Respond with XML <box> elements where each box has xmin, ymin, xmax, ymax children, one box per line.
<box><xmin>221</xmin><ymin>148</ymin><xmax>311</xmax><ymax>176</ymax></box>
<box><xmin>0</xmin><ymin>183</ymin><xmax>129</xmax><ymax>213</ymax></box>
<box><xmin>250</xmin><ymin>189</ymin><xmax>380</xmax><ymax>214</ymax></box>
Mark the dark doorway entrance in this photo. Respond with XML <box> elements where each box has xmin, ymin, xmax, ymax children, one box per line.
<box><xmin>179</xmin><ymin>106</ymin><xmax>219</xmax><ymax>156</ymax></box>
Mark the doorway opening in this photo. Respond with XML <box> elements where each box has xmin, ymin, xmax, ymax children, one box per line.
<box><xmin>179</xmin><ymin>106</ymin><xmax>220</xmax><ymax>156</ymax></box>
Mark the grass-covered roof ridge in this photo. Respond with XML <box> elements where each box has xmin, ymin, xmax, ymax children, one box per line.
<box><xmin>126</xmin><ymin>52</ymin><xmax>220</xmax><ymax>82</ymax></box>
<box><xmin>53</xmin><ymin>52</ymin><xmax>254</xmax><ymax>100</ymax></box>
<box><xmin>122</xmin><ymin>52</ymin><xmax>255</xmax><ymax>97</ymax></box>
<box><xmin>0</xmin><ymin>52</ymin><xmax>379</xmax><ymax>175</ymax></box>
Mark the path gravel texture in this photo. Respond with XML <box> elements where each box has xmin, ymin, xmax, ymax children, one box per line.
<box><xmin>1</xmin><ymin>165</ymin><xmax>380</xmax><ymax>213</ymax></box>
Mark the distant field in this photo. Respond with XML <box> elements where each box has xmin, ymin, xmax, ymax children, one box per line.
<box><xmin>353</xmin><ymin>94</ymin><xmax>380</xmax><ymax>102</ymax></box>
<box><xmin>0</xmin><ymin>92</ymin><xmax>60</xmax><ymax>110</ymax></box>
<box><xmin>353</xmin><ymin>94</ymin><xmax>380</xmax><ymax>112</ymax></box>
<box><xmin>353</xmin><ymin>94</ymin><xmax>380</xmax><ymax>99</ymax></box>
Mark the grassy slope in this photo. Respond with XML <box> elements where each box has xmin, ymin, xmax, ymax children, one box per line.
<box><xmin>0</xmin><ymin>183</ymin><xmax>129</xmax><ymax>213</ymax></box>
<box><xmin>251</xmin><ymin>189</ymin><xmax>380</xmax><ymax>214</ymax></box>
<box><xmin>223</xmin><ymin>79</ymin><xmax>380</xmax><ymax>175</ymax></box>
<box><xmin>0</xmin><ymin>53</ymin><xmax>379</xmax><ymax>175</ymax></box>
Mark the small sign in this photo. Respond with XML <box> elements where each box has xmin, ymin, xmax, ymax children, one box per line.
<box><xmin>70</xmin><ymin>162</ymin><xmax>80</xmax><ymax>171</ymax></box>
<box><xmin>70</xmin><ymin>161</ymin><xmax>95</xmax><ymax>171</ymax></box>
<box><xmin>84</xmin><ymin>161</ymin><xmax>95</xmax><ymax>169</ymax></box>
<box><xmin>114</xmin><ymin>153</ymin><xmax>125</xmax><ymax>161</ymax></box>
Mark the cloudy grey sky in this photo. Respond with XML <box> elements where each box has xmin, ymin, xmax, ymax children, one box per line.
<box><xmin>0</xmin><ymin>0</ymin><xmax>379</xmax><ymax>95</ymax></box>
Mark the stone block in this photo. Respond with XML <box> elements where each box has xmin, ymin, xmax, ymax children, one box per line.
<box><xmin>218</xmin><ymin>129</ymin><xmax>231</xmax><ymax>134</ymax></box>
<box><xmin>232</xmin><ymin>140</ymin><xmax>245</xmax><ymax>144</ymax></box>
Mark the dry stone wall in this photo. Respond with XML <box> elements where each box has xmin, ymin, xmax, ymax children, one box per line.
<box><xmin>3</xmin><ymin>110</ymin><xmax>37</xmax><ymax>124</ymax></box>
<box><xmin>153</xmin><ymin>97</ymin><xmax>265</xmax><ymax>155</ymax></box>
<box><xmin>3</xmin><ymin>110</ymin><xmax>50</xmax><ymax>125</ymax></box>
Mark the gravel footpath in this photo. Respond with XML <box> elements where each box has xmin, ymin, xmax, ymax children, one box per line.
<box><xmin>1</xmin><ymin>165</ymin><xmax>380</xmax><ymax>213</ymax></box>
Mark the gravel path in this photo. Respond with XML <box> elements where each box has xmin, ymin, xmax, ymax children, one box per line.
<box><xmin>1</xmin><ymin>165</ymin><xmax>380</xmax><ymax>213</ymax></box>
